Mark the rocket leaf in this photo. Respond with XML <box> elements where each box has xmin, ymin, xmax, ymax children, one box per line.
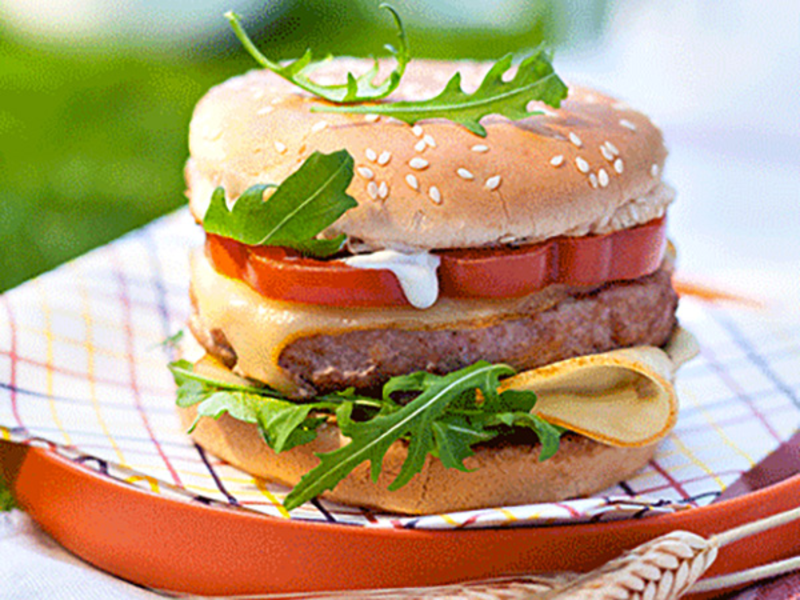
<box><xmin>171</xmin><ymin>359</ymin><xmax>563</xmax><ymax>511</ymax></box>
<box><xmin>316</xmin><ymin>49</ymin><xmax>568</xmax><ymax>137</ymax></box>
<box><xmin>202</xmin><ymin>150</ymin><xmax>356</xmax><ymax>258</ymax></box>
<box><xmin>225</xmin><ymin>4</ymin><xmax>408</xmax><ymax>103</ymax></box>
<box><xmin>283</xmin><ymin>361</ymin><xmax>519</xmax><ymax>510</ymax></box>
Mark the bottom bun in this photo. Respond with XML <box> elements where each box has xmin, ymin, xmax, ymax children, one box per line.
<box><xmin>180</xmin><ymin>406</ymin><xmax>657</xmax><ymax>515</ymax></box>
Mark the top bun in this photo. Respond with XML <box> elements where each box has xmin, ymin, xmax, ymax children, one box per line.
<box><xmin>187</xmin><ymin>59</ymin><xmax>669</xmax><ymax>250</ymax></box>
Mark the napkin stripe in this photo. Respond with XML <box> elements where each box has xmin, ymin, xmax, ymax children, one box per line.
<box><xmin>195</xmin><ymin>443</ymin><xmax>240</xmax><ymax>506</ymax></box>
<box><xmin>142</xmin><ymin>230</ymin><xmax>181</xmax><ymax>365</ymax></box>
<box><xmin>700</xmin><ymin>344</ymin><xmax>783</xmax><ymax>442</ymax></box>
<box><xmin>633</xmin><ymin>470</ymin><xmax>745</xmax><ymax>496</ymax></box>
<box><xmin>111</xmin><ymin>249</ymin><xmax>183</xmax><ymax>488</ymax></box>
<box><xmin>0</xmin><ymin>381</ymin><xmax>177</xmax><ymax>418</ymax></box>
<box><xmin>1</xmin><ymin>297</ymin><xmax>24</xmax><ymax>431</ymax></box>
<box><xmin>254</xmin><ymin>479</ymin><xmax>291</xmax><ymax>518</ymax></box>
<box><xmin>35</xmin><ymin>282</ymin><xmax>73</xmax><ymax>446</ymax></box>
<box><xmin>0</xmin><ymin>348</ymin><xmax>174</xmax><ymax>399</ymax></box>
<box><xmin>143</xmin><ymin>232</ymin><xmax>218</xmax><ymax>497</ymax></box>
<box><xmin>714</xmin><ymin>310</ymin><xmax>800</xmax><ymax>410</ymax></box>
<box><xmin>75</xmin><ymin>266</ymin><xmax>127</xmax><ymax>466</ymax></box>
<box><xmin>310</xmin><ymin>498</ymin><xmax>338</xmax><ymax>523</ymax></box>
<box><xmin>648</xmin><ymin>460</ymin><xmax>691</xmax><ymax>501</ymax></box>
<box><xmin>671</xmin><ymin>431</ymin><xmax>740</xmax><ymax>488</ymax></box>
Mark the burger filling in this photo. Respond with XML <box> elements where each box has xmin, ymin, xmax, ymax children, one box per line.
<box><xmin>190</xmin><ymin>255</ymin><xmax>677</xmax><ymax>397</ymax></box>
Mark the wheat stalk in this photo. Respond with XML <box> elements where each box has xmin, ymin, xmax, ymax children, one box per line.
<box><xmin>542</xmin><ymin>531</ymin><xmax>718</xmax><ymax>600</ymax></box>
<box><xmin>182</xmin><ymin>574</ymin><xmax>576</xmax><ymax>599</ymax></box>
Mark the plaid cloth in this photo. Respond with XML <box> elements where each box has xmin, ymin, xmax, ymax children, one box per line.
<box><xmin>1</xmin><ymin>209</ymin><xmax>798</xmax><ymax>529</ymax></box>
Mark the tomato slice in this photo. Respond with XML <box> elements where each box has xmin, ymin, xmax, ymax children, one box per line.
<box><xmin>207</xmin><ymin>235</ymin><xmax>409</xmax><ymax>306</ymax></box>
<box><xmin>440</xmin><ymin>217</ymin><xmax>667</xmax><ymax>298</ymax></box>
<box><xmin>205</xmin><ymin>217</ymin><xmax>666</xmax><ymax>308</ymax></box>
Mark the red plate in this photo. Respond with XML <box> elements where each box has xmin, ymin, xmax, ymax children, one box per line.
<box><xmin>1</xmin><ymin>440</ymin><xmax>799</xmax><ymax>599</ymax></box>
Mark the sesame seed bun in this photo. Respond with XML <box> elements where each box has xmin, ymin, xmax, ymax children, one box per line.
<box><xmin>179</xmin><ymin>404</ymin><xmax>657</xmax><ymax>515</ymax></box>
<box><xmin>186</xmin><ymin>59</ymin><xmax>670</xmax><ymax>250</ymax></box>
<box><xmin>180</xmin><ymin>58</ymin><xmax>682</xmax><ymax>515</ymax></box>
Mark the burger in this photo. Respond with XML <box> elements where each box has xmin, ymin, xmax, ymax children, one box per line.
<box><xmin>173</xmin><ymin>36</ymin><xmax>682</xmax><ymax>514</ymax></box>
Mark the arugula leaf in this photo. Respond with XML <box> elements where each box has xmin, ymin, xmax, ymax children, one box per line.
<box><xmin>169</xmin><ymin>359</ymin><xmax>270</xmax><ymax>395</ymax></box>
<box><xmin>480</xmin><ymin>411</ymin><xmax>563</xmax><ymax>462</ymax></box>
<box><xmin>171</xmin><ymin>359</ymin><xmax>564</xmax><ymax>510</ymax></box>
<box><xmin>169</xmin><ymin>360</ymin><xmax>332</xmax><ymax>452</ymax></box>
<box><xmin>317</xmin><ymin>49</ymin><xmax>568</xmax><ymax>137</ymax></box>
<box><xmin>283</xmin><ymin>361</ymin><xmax>514</xmax><ymax>510</ymax></box>
<box><xmin>431</xmin><ymin>414</ymin><xmax>492</xmax><ymax>471</ymax></box>
<box><xmin>202</xmin><ymin>150</ymin><xmax>357</xmax><ymax>257</ymax></box>
<box><xmin>153</xmin><ymin>330</ymin><xmax>183</xmax><ymax>352</ymax></box>
<box><xmin>225</xmin><ymin>4</ymin><xmax>409</xmax><ymax>103</ymax></box>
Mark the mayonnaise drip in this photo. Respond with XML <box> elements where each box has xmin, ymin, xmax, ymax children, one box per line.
<box><xmin>342</xmin><ymin>250</ymin><xmax>441</xmax><ymax>309</ymax></box>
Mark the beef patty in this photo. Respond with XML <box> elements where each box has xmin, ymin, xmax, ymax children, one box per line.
<box><xmin>190</xmin><ymin>264</ymin><xmax>678</xmax><ymax>396</ymax></box>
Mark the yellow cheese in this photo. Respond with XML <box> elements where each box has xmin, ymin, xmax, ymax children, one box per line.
<box><xmin>500</xmin><ymin>328</ymin><xmax>697</xmax><ymax>447</ymax></box>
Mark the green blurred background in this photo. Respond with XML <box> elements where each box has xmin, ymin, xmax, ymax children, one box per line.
<box><xmin>0</xmin><ymin>0</ymin><xmax>611</xmax><ymax>292</ymax></box>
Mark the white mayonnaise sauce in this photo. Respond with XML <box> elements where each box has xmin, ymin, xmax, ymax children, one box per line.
<box><xmin>342</xmin><ymin>250</ymin><xmax>441</xmax><ymax>309</ymax></box>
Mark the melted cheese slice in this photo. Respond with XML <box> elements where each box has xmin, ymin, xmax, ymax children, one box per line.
<box><xmin>500</xmin><ymin>327</ymin><xmax>698</xmax><ymax>446</ymax></box>
<box><xmin>190</xmin><ymin>249</ymin><xmax>579</xmax><ymax>396</ymax></box>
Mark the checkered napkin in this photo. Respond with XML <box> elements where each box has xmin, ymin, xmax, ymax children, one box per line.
<box><xmin>1</xmin><ymin>209</ymin><xmax>798</xmax><ymax>529</ymax></box>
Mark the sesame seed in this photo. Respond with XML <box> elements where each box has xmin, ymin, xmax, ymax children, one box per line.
<box><xmin>575</xmin><ymin>157</ymin><xmax>590</xmax><ymax>173</ymax></box>
<box><xmin>378</xmin><ymin>181</ymin><xmax>389</xmax><ymax>199</ymax></box>
<box><xmin>423</xmin><ymin>134</ymin><xmax>437</xmax><ymax>148</ymax></box>
<box><xmin>485</xmin><ymin>175</ymin><xmax>502</xmax><ymax>190</ymax></box>
<box><xmin>471</xmin><ymin>144</ymin><xmax>489</xmax><ymax>153</ymax></box>
<box><xmin>274</xmin><ymin>141</ymin><xmax>287</xmax><ymax>153</ymax></box>
<box><xmin>270</xmin><ymin>98</ymin><xmax>282</xmax><ymax>105</ymax></box>
<box><xmin>598</xmin><ymin>169</ymin><xmax>610</xmax><ymax>187</ymax></box>
<box><xmin>569</xmin><ymin>132</ymin><xmax>583</xmax><ymax>147</ymax></box>
<box><xmin>412</xmin><ymin>125</ymin><xmax>424</xmax><ymax>137</ymax></box>
<box><xmin>377</xmin><ymin>151</ymin><xmax>391</xmax><ymax>166</ymax></box>
<box><xmin>614</xmin><ymin>158</ymin><xmax>624</xmax><ymax>174</ymax></box>
<box><xmin>499</xmin><ymin>234</ymin><xmax>517</xmax><ymax>244</ymax></box>
<box><xmin>414</xmin><ymin>139</ymin><xmax>427</xmax><ymax>153</ymax></box>
<box><xmin>428</xmin><ymin>186</ymin><xmax>442</xmax><ymax>204</ymax></box>
<box><xmin>612</xmin><ymin>102</ymin><xmax>630</xmax><ymax>111</ymax></box>
<box><xmin>457</xmin><ymin>168</ymin><xmax>474</xmax><ymax>180</ymax></box>
<box><xmin>311</xmin><ymin>121</ymin><xmax>328</xmax><ymax>134</ymax></box>
<box><xmin>550</xmin><ymin>155</ymin><xmax>564</xmax><ymax>167</ymax></box>
<box><xmin>357</xmin><ymin>166</ymin><xmax>375</xmax><ymax>180</ymax></box>
<box><xmin>256</xmin><ymin>106</ymin><xmax>274</xmax><ymax>115</ymax></box>
<box><xmin>589</xmin><ymin>173</ymin><xmax>598</xmax><ymax>188</ymax></box>
<box><xmin>619</xmin><ymin>119</ymin><xmax>637</xmax><ymax>132</ymax></box>
<box><xmin>367</xmin><ymin>181</ymin><xmax>379</xmax><ymax>199</ymax></box>
<box><xmin>600</xmin><ymin>145</ymin><xmax>615</xmax><ymax>161</ymax></box>
<box><xmin>364</xmin><ymin>113</ymin><xmax>380</xmax><ymax>122</ymax></box>
<box><xmin>405</xmin><ymin>174</ymin><xmax>419</xmax><ymax>190</ymax></box>
<box><xmin>252</xmin><ymin>89</ymin><xmax>265</xmax><ymax>100</ymax></box>
<box><xmin>651</xmin><ymin>163</ymin><xmax>660</xmax><ymax>177</ymax></box>
<box><xmin>605</xmin><ymin>141</ymin><xmax>620</xmax><ymax>156</ymax></box>
<box><xmin>365</xmin><ymin>148</ymin><xmax>377</xmax><ymax>162</ymax></box>
<box><xmin>409</xmin><ymin>157</ymin><xmax>429</xmax><ymax>170</ymax></box>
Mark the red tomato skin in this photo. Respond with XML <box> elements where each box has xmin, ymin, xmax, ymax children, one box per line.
<box><xmin>207</xmin><ymin>237</ymin><xmax>408</xmax><ymax>307</ymax></box>
<box><xmin>440</xmin><ymin>217</ymin><xmax>666</xmax><ymax>298</ymax></box>
<box><xmin>205</xmin><ymin>217</ymin><xmax>666</xmax><ymax>307</ymax></box>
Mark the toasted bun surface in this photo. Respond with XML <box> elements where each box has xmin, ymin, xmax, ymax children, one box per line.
<box><xmin>187</xmin><ymin>59</ymin><xmax>670</xmax><ymax>250</ymax></box>
<box><xmin>180</xmin><ymin>405</ymin><xmax>656</xmax><ymax>515</ymax></box>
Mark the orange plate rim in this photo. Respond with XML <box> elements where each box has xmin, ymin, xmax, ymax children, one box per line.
<box><xmin>3</xmin><ymin>441</ymin><xmax>800</xmax><ymax>599</ymax></box>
